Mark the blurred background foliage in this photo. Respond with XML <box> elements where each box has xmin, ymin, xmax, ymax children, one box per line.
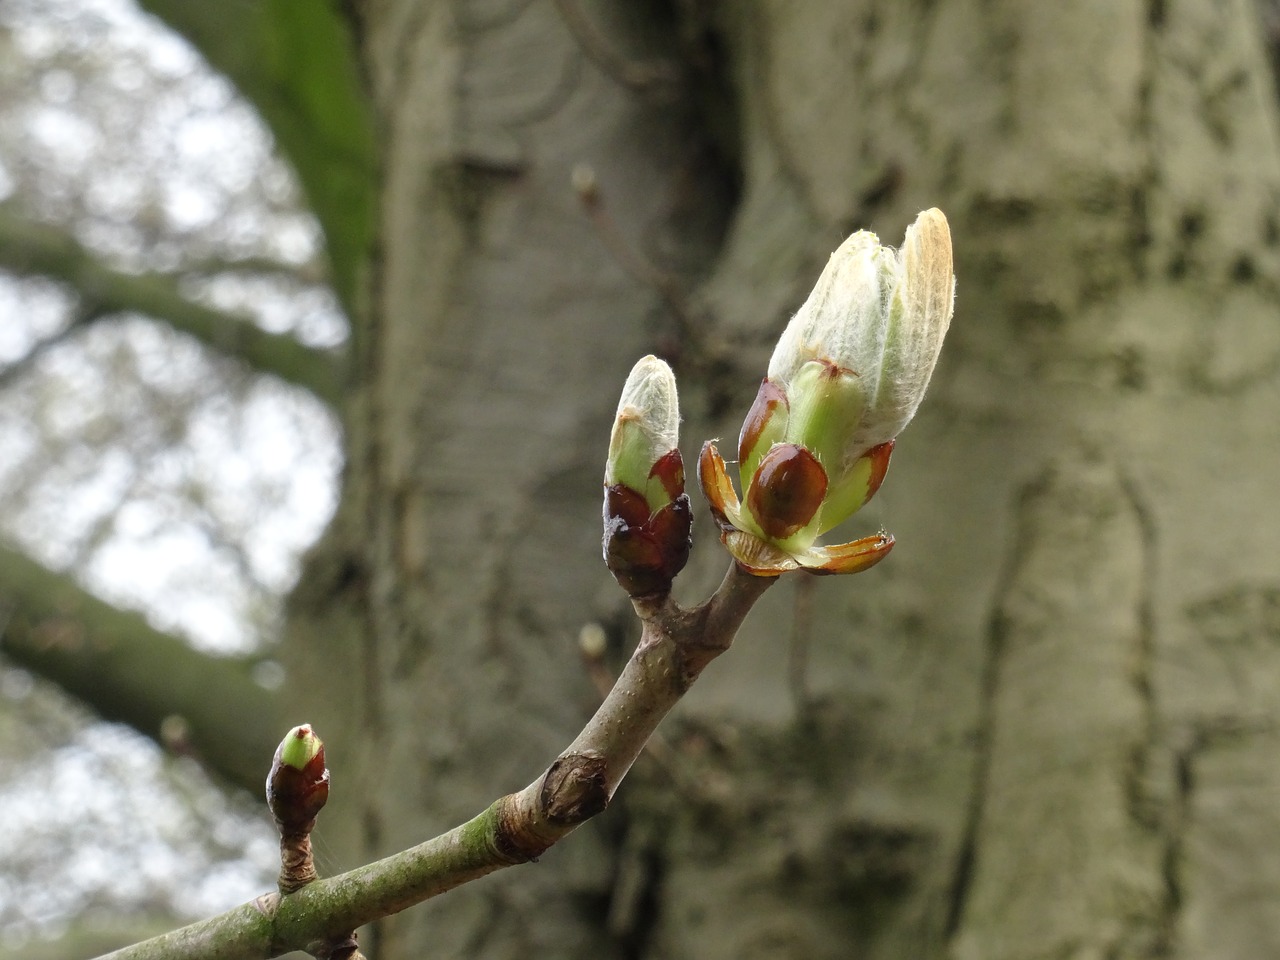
<box><xmin>0</xmin><ymin>0</ymin><xmax>345</xmax><ymax>950</ymax></box>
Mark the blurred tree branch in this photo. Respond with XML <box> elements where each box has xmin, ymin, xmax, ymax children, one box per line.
<box><xmin>0</xmin><ymin>299</ymin><xmax>95</xmax><ymax>391</ymax></box>
<box><xmin>0</xmin><ymin>206</ymin><xmax>345</xmax><ymax>406</ymax></box>
<box><xmin>0</xmin><ymin>542</ymin><xmax>282</xmax><ymax>794</ymax></box>
<box><xmin>139</xmin><ymin>0</ymin><xmax>379</xmax><ymax>322</ymax></box>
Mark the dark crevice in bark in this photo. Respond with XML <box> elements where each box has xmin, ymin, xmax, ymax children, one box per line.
<box><xmin>942</xmin><ymin>477</ymin><xmax>1039</xmax><ymax>940</ymax></box>
<box><xmin>1153</xmin><ymin>742</ymin><xmax>1193</xmax><ymax>957</ymax></box>
<box><xmin>1148</xmin><ymin>715</ymin><xmax>1280</xmax><ymax>959</ymax></box>
<box><xmin>551</xmin><ymin>0</ymin><xmax>683</xmax><ymax>96</ymax></box>
<box><xmin>1118</xmin><ymin>471</ymin><xmax>1170</xmax><ymax>952</ymax></box>
<box><xmin>1262</xmin><ymin>0</ymin><xmax>1280</xmax><ymax>101</ymax></box>
<box><xmin>1131</xmin><ymin>7</ymin><xmax>1161</xmax><ymax>283</ymax></box>
<box><xmin>456</xmin><ymin>0</ymin><xmax>537</xmax><ymax>35</ymax></box>
<box><xmin>743</xmin><ymin>5</ymin><xmax>816</xmax><ymax>227</ymax></box>
<box><xmin>1121</xmin><ymin>471</ymin><xmax>1160</xmax><ymax>831</ymax></box>
<box><xmin>553</xmin><ymin>2</ymin><xmax>747</xmax><ymax>394</ymax></box>
<box><xmin>635</xmin><ymin>0</ymin><xmax>744</xmax><ymax>175</ymax></box>
<box><xmin>605</xmin><ymin>803</ymin><xmax>666</xmax><ymax>960</ymax></box>
<box><xmin>642</xmin><ymin>3</ymin><xmax>744</xmax><ymax>381</ymax></box>
<box><xmin>940</xmin><ymin>614</ymin><xmax>1001</xmax><ymax>939</ymax></box>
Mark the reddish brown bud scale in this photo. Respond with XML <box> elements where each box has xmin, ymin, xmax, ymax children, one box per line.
<box><xmin>649</xmin><ymin>448</ymin><xmax>685</xmax><ymax>501</ymax></box>
<box><xmin>604</xmin><ymin>484</ymin><xmax>651</xmax><ymax>528</ymax></box>
<box><xmin>698</xmin><ymin>441</ymin><xmax>735</xmax><ymax>531</ymax></box>
<box><xmin>804</xmin><ymin>532</ymin><xmax>894</xmax><ymax>576</ymax></box>
<box><xmin>647</xmin><ymin>495</ymin><xmax>692</xmax><ymax>568</ymax></box>
<box><xmin>738</xmin><ymin>378</ymin><xmax>789</xmax><ymax>464</ymax></box>
<box><xmin>267</xmin><ymin>729</ymin><xmax>331</xmax><ymax>834</ymax></box>
<box><xmin>603</xmin><ymin>485</ymin><xmax>692</xmax><ymax>597</ymax></box>
<box><xmin>603</xmin><ymin>496</ymin><xmax>666</xmax><ymax>572</ymax></box>
<box><xmin>860</xmin><ymin>440</ymin><xmax>895</xmax><ymax>507</ymax></box>
<box><xmin>746</xmin><ymin>443</ymin><xmax>827</xmax><ymax>540</ymax></box>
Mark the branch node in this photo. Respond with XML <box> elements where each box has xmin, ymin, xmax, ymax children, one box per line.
<box><xmin>542</xmin><ymin>752</ymin><xmax>611</xmax><ymax>824</ymax></box>
<box><xmin>311</xmin><ymin>932</ymin><xmax>364</xmax><ymax>960</ymax></box>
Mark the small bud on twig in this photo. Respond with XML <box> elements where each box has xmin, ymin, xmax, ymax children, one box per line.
<box><xmin>578</xmin><ymin>622</ymin><xmax>608</xmax><ymax>660</ymax></box>
<box><xmin>603</xmin><ymin>356</ymin><xmax>692</xmax><ymax>597</ymax></box>
<box><xmin>267</xmin><ymin>723</ymin><xmax>330</xmax><ymax>894</ymax></box>
<box><xmin>571</xmin><ymin>163</ymin><xmax>600</xmax><ymax>206</ymax></box>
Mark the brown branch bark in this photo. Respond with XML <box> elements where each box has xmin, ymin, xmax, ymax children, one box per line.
<box><xmin>0</xmin><ymin>542</ymin><xmax>282</xmax><ymax>794</ymax></box>
<box><xmin>0</xmin><ymin>207</ymin><xmax>345</xmax><ymax>405</ymax></box>
<box><xmin>95</xmin><ymin>563</ymin><xmax>776</xmax><ymax>960</ymax></box>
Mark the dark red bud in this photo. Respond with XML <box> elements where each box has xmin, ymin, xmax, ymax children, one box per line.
<box><xmin>267</xmin><ymin>736</ymin><xmax>330</xmax><ymax>833</ymax></box>
<box><xmin>747</xmin><ymin>443</ymin><xmax>827</xmax><ymax>540</ymax></box>
<box><xmin>603</xmin><ymin>486</ymin><xmax>692</xmax><ymax>597</ymax></box>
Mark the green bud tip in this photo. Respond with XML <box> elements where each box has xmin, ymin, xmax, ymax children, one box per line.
<box><xmin>278</xmin><ymin>724</ymin><xmax>322</xmax><ymax>771</ymax></box>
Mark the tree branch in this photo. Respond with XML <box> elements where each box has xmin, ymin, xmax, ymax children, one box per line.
<box><xmin>96</xmin><ymin>563</ymin><xmax>776</xmax><ymax>960</ymax></box>
<box><xmin>0</xmin><ymin>208</ymin><xmax>345</xmax><ymax>405</ymax></box>
<box><xmin>0</xmin><ymin>542</ymin><xmax>282</xmax><ymax>794</ymax></box>
<box><xmin>0</xmin><ymin>300</ymin><xmax>99</xmax><ymax>390</ymax></box>
<box><xmin>137</xmin><ymin>0</ymin><xmax>378</xmax><ymax>320</ymax></box>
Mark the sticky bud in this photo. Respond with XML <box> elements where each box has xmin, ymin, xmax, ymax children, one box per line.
<box><xmin>603</xmin><ymin>356</ymin><xmax>691</xmax><ymax>596</ymax></box>
<box><xmin>699</xmin><ymin>209</ymin><xmax>954</xmax><ymax>576</ymax></box>
<box><xmin>266</xmin><ymin>724</ymin><xmax>330</xmax><ymax>833</ymax></box>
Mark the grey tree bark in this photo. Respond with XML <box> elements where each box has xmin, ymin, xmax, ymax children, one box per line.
<box><xmin>137</xmin><ymin>1</ymin><xmax>1280</xmax><ymax>958</ymax></box>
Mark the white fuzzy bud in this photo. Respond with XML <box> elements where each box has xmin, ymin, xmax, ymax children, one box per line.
<box><xmin>767</xmin><ymin>208</ymin><xmax>955</xmax><ymax>456</ymax></box>
<box><xmin>605</xmin><ymin>355</ymin><xmax>681</xmax><ymax>507</ymax></box>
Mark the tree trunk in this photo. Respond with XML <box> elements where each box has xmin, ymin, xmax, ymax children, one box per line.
<box><xmin>281</xmin><ymin>1</ymin><xmax>1280</xmax><ymax>957</ymax></box>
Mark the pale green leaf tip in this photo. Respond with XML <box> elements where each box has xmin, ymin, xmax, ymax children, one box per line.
<box><xmin>605</xmin><ymin>355</ymin><xmax>680</xmax><ymax>489</ymax></box>
<box><xmin>278</xmin><ymin>723</ymin><xmax>322</xmax><ymax>770</ymax></box>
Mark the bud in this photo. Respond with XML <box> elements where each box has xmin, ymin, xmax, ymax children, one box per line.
<box><xmin>603</xmin><ymin>356</ymin><xmax>691</xmax><ymax>596</ymax></box>
<box><xmin>700</xmin><ymin>209</ymin><xmax>954</xmax><ymax>576</ymax></box>
<box><xmin>266</xmin><ymin>724</ymin><xmax>330</xmax><ymax>834</ymax></box>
